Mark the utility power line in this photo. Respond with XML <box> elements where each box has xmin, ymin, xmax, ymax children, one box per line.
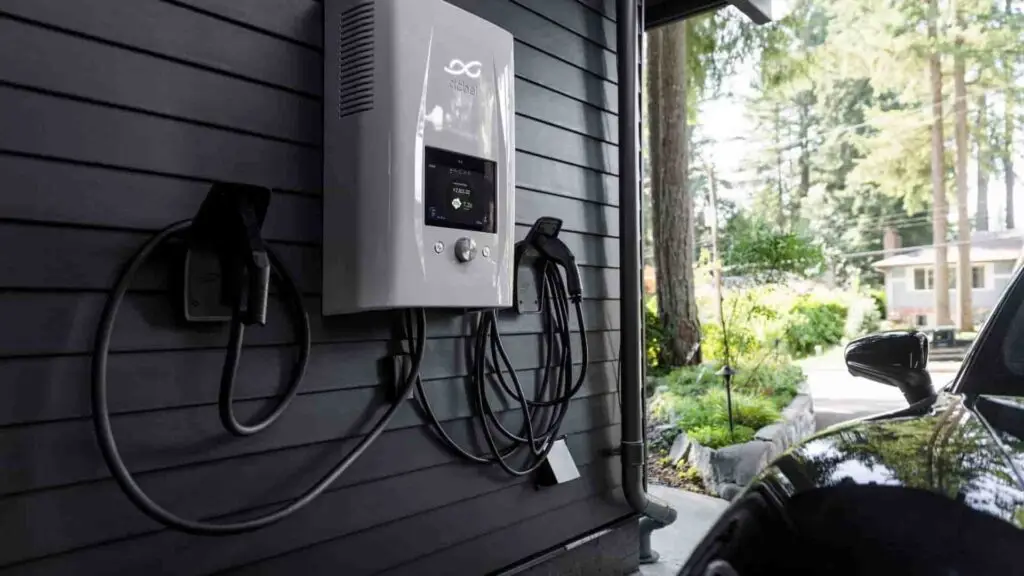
<box><xmin>838</xmin><ymin>234</ymin><xmax>1023</xmax><ymax>259</ymax></box>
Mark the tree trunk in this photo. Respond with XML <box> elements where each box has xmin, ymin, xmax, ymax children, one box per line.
<box><xmin>796</xmin><ymin>91</ymin><xmax>812</xmax><ymax>218</ymax></box>
<box><xmin>1006</xmin><ymin>0</ymin><xmax>1016</xmax><ymax>230</ymax></box>
<box><xmin>976</xmin><ymin>94</ymin><xmax>989</xmax><ymax>232</ymax></box>
<box><xmin>954</xmin><ymin>43</ymin><xmax>972</xmax><ymax>330</ymax></box>
<box><xmin>648</xmin><ymin>22</ymin><xmax>701</xmax><ymax>367</ymax></box>
<box><xmin>708</xmin><ymin>164</ymin><xmax>722</xmax><ymax>324</ymax></box>
<box><xmin>928</xmin><ymin>0</ymin><xmax>952</xmax><ymax>327</ymax></box>
<box><xmin>775</xmin><ymin>105</ymin><xmax>786</xmax><ymax>230</ymax></box>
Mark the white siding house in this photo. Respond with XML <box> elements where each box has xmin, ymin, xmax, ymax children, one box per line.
<box><xmin>874</xmin><ymin>231</ymin><xmax>1023</xmax><ymax>327</ymax></box>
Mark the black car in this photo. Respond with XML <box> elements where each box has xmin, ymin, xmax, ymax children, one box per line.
<box><xmin>680</xmin><ymin>267</ymin><xmax>1024</xmax><ymax>576</ymax></box>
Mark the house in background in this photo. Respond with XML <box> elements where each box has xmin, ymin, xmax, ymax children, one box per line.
<box><xmin>874</xmin><ymin>230</ymin><xmax>1023</xmax><ymax>327</ymax></box>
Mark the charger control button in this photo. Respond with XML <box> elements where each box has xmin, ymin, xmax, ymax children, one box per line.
<box><xmin>454</xmin><ymin>237</ymin><xmax>477</xmax><ymax>263</ymax></box>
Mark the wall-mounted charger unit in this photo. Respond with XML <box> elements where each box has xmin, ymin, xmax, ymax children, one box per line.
<box><xmin>323</xmin><ymin>0</ymin><xmax>515</xmax><ymax>314</ymax></box>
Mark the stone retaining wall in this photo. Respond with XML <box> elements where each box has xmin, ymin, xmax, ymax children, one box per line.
<box><xmin>667</xmin><ymin>392</ymin><xmax>815</xmax><ymax>499</ymax></box>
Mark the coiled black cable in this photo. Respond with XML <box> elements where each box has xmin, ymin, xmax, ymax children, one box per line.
<box><xmin>414</xmin><ymin>260</ymin><xmax>588</xmax><ymax>476</ymax></box>
<box><xmin>92</xmin><ymin>220</ymin><xmax>426</xmax><ymax>535</ymax></box>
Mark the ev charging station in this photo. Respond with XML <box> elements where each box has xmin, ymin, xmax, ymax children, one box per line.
<box><xmin>323</xmin><ymin>0</ymin><xmax>516</xmax><ymax>314</ymax></box>
<box><xmin>90</xmin><ymin>0</ymin><xmax>597</xmax><ymax>536</ymax></box>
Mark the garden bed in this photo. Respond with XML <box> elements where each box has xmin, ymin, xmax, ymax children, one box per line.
<box><xmin>665</xmin><ymin>391</ymin><xmax>814</xmax><ymax>499</ymax></box>
<box><xmin>647</xmin><ymin>361</ymin><xmax>814</xmax><ymax>499</ymax></box>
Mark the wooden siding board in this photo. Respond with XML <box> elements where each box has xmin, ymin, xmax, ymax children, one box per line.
<box><xmin>0</xmin><ymin>422</ymin><xmax>621</xmax><ymax>569</ymax></box>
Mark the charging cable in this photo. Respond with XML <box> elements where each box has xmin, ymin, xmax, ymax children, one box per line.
<box><xmin>93</xmin><ymin>215</ymin><xmax>426</xmax><ymax>536</ymax></box>
<box><xmin>414</xmin><ymin>218</ymin><xmax>588</xmax><ymax>476</ymax></box>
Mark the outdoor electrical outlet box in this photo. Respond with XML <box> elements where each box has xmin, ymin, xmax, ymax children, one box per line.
<box><xmin>323</xmin><ymin>0</ymin><xmax>516</xmax><ymax>315</ymax></box>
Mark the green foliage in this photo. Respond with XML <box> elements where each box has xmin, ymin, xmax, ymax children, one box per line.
<box><xmin>674</xmin><ymin>461</ymin><xmax>705</xmax><ymax>485</ymax></box>
<box><xmin>782</xmin><ymin>295</ymin><xmax>849</xmax><ymax>357</ymax></box>
<box><xmin>722</xmin><ymin>215</ymin><xmax>825</xmax><ymax>283</ymax></box>
<box><xmin>649</xmin><ymin>359</ymin><xmax>804</xmax><ymax>450</ymax></box>
<box><xmin>689</xmin><ymin>425</ymin><xmax>757</xmax><ymax>449</ymax></box>
<box><xmin>733</xmin><ymin>360</ymin><xmax>804</xmax><ymax>409</ymax></box>
<box><xmin>645</xmin><ymin>302</ymin><xmax>667</xmax><ymax>375</ymax></box>
<box><xmin>709</xmin><ymin>389</ymin><xmax>781</xmax><ymax>430</ymax></box>
<box><xmin>651</xmin><ymin>388</ymin><xmax>781</xmax><ymax>432</ymax></box>
<box><xmin>700</xmin><ymin>286</ymin><xmax>781</xmax><ymax>365</ymax></box>
<box><xmin>659</xmin><ymin>360</ymin><xmax>802</xmax><ymax>410</ymax></box>
<box><xmin>722</xmin><ymin>0</ymin><xmax>1024</xmax><ymax>288</ymax></box>
<box><xmin>869</xmin><ymin>289</ymin><xmax>887</xmax><ymax>319</ymax></box>
<box><xmin>695</xmin><ymin>285</ymin><xmax>870</xmax><ymax>364</ymax></box>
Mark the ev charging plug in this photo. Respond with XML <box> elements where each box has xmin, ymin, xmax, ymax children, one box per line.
<box><xmin>514</xmin><ymin>217</ymin><xmax>583</xmax><ymax>304</ymax></box>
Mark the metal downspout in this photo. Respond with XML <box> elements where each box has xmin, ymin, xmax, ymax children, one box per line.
<box><xmin>616</xmin><ymin>0</ymin><xmax>678</xmax><ymax>565</ymax></box>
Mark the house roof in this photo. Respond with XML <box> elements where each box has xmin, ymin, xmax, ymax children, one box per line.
<box><xmin>872</xmin><ymin>231</ymin><xmax>1024</xmax><ymax>268</ymax></box>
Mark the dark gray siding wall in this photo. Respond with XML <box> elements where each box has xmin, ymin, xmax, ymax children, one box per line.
<box><xmin>501</xmin><ymin>520</ymin><xmax>639</xmax><ymax>576</ymax></box>
<box><xmin>0</xmin><ymin>0</ymin><xmax>630</xmax><ymax>574</ymax></box>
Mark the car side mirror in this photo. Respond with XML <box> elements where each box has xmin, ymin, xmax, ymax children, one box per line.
<box><xmin>845</xmin><ymin>331</ymin><xmax>935</xmax><ymax>405</ymax></box>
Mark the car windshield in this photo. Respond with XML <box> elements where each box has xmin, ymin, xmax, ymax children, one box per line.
<box><xmin>962</xmin><ymin>270</ymin><xmax>1024</xmax><ymax>396</ymax></box>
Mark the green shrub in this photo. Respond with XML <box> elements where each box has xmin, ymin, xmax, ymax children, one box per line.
<box><xmin>660</xmin><ymin>360</ymin><xmax>803</xmax><ymax>410</ymax></box>
<box><xmin>782</xmin><ymin>296</ymin><xmax>848</xmax><ymax>358</ymax></box>
<box><xmin>661</xmin><ymin>364</ymin><xmax>718</xmax><ymax>397</ymax></box>
<box><xmin>700</xmin><ymin>288</ymin><xmax>781</xmax><ymax>364</ymax></box>
<box><xmin>650</xmin><ymin>386</ymin><xmax>784</xmax><ymax>450</ymax></box>
<box><xmin>645</xmin><ymin>303</ymin><xmax>666</xmax><ymax>374</ymax></box>
<box><xmin>869</xmin><ymin>289</ymin><xmax>887</xmax><ymax>319</ymax></box>
<box><xmin>649</xmin><ymin>357</ymin><xmax>805</xmax><ymax>452</ymax></box>
<box><xmin>732</xmin><ymin>360</ymin><xmax>803</xmax><ymax>409</ymax></box>
<box><xmin>689</xmin><ymin>424</ymin><xmax>756</xmax><ymax>449</ymax></box>
<box><xmin>702</xmin><ymin>388</ymin><xmax>780</xmax><ymax>431</ymax></box>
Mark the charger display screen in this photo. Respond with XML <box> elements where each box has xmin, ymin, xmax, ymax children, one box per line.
<box><xmin>424</xmin><ymin>147</ymin><xmax>496</xmax><ymax>233</ymax></box>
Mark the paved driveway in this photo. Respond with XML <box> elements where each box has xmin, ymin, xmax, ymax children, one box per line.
<box><xmin>803</xmin><ymin>352</ymin><xmax>962</xmax><ymax>430</ymax></box>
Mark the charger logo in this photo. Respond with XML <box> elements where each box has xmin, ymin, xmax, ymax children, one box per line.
<box><xmin>444</xmin><ymin>59</ymin><xmax>482</xmax><ymax>78</ymax></box>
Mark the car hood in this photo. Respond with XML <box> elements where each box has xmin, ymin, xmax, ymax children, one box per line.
<box><xmin>761</xmin><ymin>393</ymin><xmax>1024</xmax><ymax>529</ymax></box>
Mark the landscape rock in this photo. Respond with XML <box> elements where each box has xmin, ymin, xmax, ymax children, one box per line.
<box><xmin>707</xmin><ymin>441</ymin><xmax>773</xmax><ymax>488</ymax></box>
<box><xmin>667</xmin><ymin>431</ymin><xmax>691</xmax><ymax>465</ymax></box>
<box><xmin>716</xmin><ymin>482</ymin><xmax>743</xmax><ymax>502</ymax></box>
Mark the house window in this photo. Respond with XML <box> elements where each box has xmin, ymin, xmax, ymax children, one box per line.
<box><xmin>915</xmin><ymin>314</ymin><xmax>928</xmax><ymax>327</ymax></box>
<box><xmin>913</xmin><ymin>268</ymin><xmax>931</xmax><ymax>290</ymax></box>
<box><xmin>912</xmin><ymin>266</ymin><xmax>957</xmax><ymax>291</ymax></box>
<box><xmin>972</xmin><ymin>265</ymin><xmax>987</xmax><ymax>289</ymax></box>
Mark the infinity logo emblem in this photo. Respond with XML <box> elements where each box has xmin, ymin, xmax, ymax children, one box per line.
<box><xmin>444</xmin><ymin>58</ymin><xmax>482</xmax><ymax>78</ymax></box>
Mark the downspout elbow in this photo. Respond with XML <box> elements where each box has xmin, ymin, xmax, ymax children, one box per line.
<box><xmin>621</xmin><ymin>443</ymin><xmax>677</xmax><ymax>526</ymax></box>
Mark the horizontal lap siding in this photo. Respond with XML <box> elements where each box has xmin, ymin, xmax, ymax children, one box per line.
<box><xmin>0</xmin><ymin>0</ymin><xmax>629</xmax><ymax>574</ymax></box>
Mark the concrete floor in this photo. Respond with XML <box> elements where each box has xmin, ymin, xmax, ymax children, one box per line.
<box><xmin>638</xmin><ymin>485</ymin><xmax>729</xmax><ymax>576</ymax></box>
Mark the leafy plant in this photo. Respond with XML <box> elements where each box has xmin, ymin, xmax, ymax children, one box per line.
<box><xmin>869</xmin><ymin>289</ymin><xmax>887</xmax><ymax>320</ymax></box>
<box><xmin>645</xmin><ymin>302</ymin><xmax>667</xmax><ymax>375</ymax></box>
<box><xmin>721</xmin><ymin>215</ymin><xmax>825</xmax><ymax>284</ymax></box>
<box><xmin>702</xmin><ymin>388</ymin><xmax>780</xmax><ymax>431</ymax></box>
<box><xmin>782</xmin><ymin>296</ymin><xmax>848</xmax><ymax>357</ymax></box>
<box><xmin>649</xmin><ymin>356</ymin><xmax>805</xmax><ymax>451</ymax></box>
<box><xmin>689</xmin><ymin>424</ymin><xmax>757</xmax><ymax>449</ymax></box>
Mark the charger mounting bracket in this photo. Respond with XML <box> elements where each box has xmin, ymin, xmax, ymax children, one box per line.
<box><xmin>514</xmin><ymin>217</ymin><xmax>564</xmax><ymax>315</ymax></box>
<box><xmin>182</xmin><ymin>183</ymin><xmax>273</xmax><ymax>324</ymax></box>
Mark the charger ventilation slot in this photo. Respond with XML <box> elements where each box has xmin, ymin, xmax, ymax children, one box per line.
<box><xmin>337</xmin><ymin>2</ymin><xmax>375</xmax><ymax>119</ymax></box>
